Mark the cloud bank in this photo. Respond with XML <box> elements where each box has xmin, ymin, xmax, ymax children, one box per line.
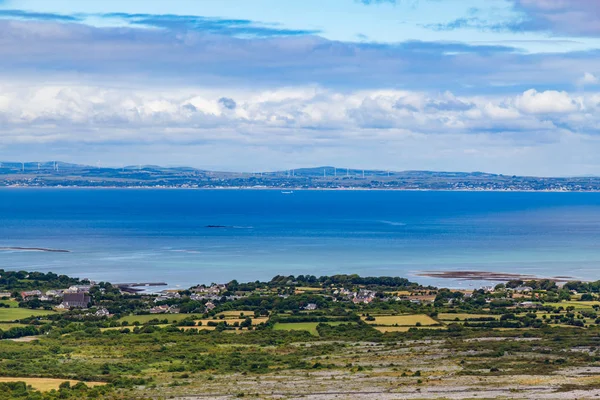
<box><xmin>0</xmin><ymin>14</ymin><xmax>598</xmax><ymax>175</ymax></box>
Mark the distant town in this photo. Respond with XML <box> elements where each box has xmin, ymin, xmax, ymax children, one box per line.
<box><xmin>2</xmin><ymin>161</ymin><xmax>600</xmax><ymax>191</ymax></box>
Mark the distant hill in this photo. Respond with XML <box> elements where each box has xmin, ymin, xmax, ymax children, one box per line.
<box><xmin>0</xmin><ymin>161</ymin><xmax>599</xmax><ymax>191</ymax></box>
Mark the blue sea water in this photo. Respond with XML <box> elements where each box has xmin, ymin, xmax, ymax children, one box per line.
<box><xmin>1</xmin><ymin>189</ymin><xmax>600</xmax><ymax>289</ymax></box>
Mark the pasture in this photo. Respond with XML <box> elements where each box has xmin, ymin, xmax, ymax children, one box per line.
<box><xmin>273</xmin><ymin>321</ymin><xmax>354</xmax><ymax>336</ymax></box>
<box><xmin>362</xmin><ymin>314</ymin><xmax>439</xmax><ymax>326</ymax></box>
<box><xmin>438</xmin><ymin>313</ymin><xmax>500</xmax><ymax>321</ymax></box>
<box><xmin>0</xmin><ymin>377</ymin><xmax>105</xmax><ymax>391</ymax></box>
<box><xmin>374</xmin><ymin>326</ymin><xmax>447</xmax><ymax>333</ymax></box>
<box><xmin>0</xmin><ymin>308</ymin><xmax>56</xmax><ymax>322</ymax></box>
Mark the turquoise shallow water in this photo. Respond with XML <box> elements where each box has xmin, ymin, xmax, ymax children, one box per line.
<box><xmin>1</xmin><ymin>189</ymin><xmax>600</xmax><ymax>288</ymax></box>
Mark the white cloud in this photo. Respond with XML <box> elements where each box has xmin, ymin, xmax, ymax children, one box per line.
<box><xmin>577</xmin><ymin>72</ymin><xmax>599</xmax><ymax>86</ymax></box>
<box><xmin>514</xmin><ymin>89</ymin><xmax>581</xmax><ymax>114</ymax></box>
<box><xmin>1</xmin><ymin>82</ymin><xmax>600</xmax><ymax>174</ymax></box>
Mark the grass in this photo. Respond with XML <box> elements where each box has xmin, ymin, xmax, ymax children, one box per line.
<box><xmin>216</xmin><ymin>310</ymin><xmax>255</xmax><ymax>317</ymax></box>
<box><xmin>114</xmin><ymin>315</ymin><xmax>269</xmax><ymax>326</ymax></box>
<box><xmin>195</xmin><ymin>317</ymin><xmax>269</xmax><ymax>326</ymax></box>
<box><xmin>0</xmin><ymin>323</ymin><xmax>27</xmax><ymax>330</ymax></box>
<box><xmin>117</xmin><ymin>313</ymin><xmax>200</xmax><ymax>324</ymax></box>
<box><xmin>0</xmin><ymin>377</ymin><xmax>105</xmax><ymax>391</ymax></box>
<box><xmin>294</xmin><ymin>287</ymin><xmax>322</xmax><ymax>293</ymax></box>
<box><xmin>438</xmin><ymin>313</ymin><xmax>500</xmax><ymax>321</ymax></box>
<box><xmin>0</xmin><ymin>300</ymin><xmax>18</xmax><ymax>308</ymax></box>
<box><xmin>273</xmin><ymin>321</ymin><xmax>353</xmax><ymax>336</ymax></box>
<box><xmin>362</xmin><ymin>314</ymin><xmax>439</xmax><ymax>326</ymax></box>
<box><xmin>0</xmin><ymin>308</ymin><xmax>56</xmax><ymax>322</ymax></box>
<box><xmin>544</xmin><ymin>301</ymin><xmax>600</xmax><ymax>310</ymax></box>
<box><xmin>374</xmin><ymin>326</ymin><xmax>447</xmax><ymax>333</ymax></box>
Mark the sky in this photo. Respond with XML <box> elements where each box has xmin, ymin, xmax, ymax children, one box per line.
<box><xmin>1</xmin><ymin>0</ymin><xmax>600</xmax><ymax>175</ymax></box>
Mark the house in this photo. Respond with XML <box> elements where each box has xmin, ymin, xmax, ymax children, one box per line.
<box><xmin>0</xmin><ymin>292</ymin><xmax>11</xmax><ymax>299</ymax></box>
<box><xmin>45</xmin><ymin>290</ymin><xmax>62</xmax><ymax>298</ymax></box>
<box><xmin>304</xmin><ymin>303</ymin><xmax>318</xmax><ymax>311</ymax></box>
<box><xmin>352</xmin><ymin>296</ymin><xmax>373</xmax><ymax>304</ymax></box>
<box><xmin>95</xmin><ymin>308</ymin><xmax>111</xmax><ymax>317</ymax></box>
<box><xmin>66</xmin><ymin>285</ymin><xmax>92</xmax><ymax>293</ymax></box>
<box><xmin>205</xmin><ymin>301</ymin><xmax>216</xmax><ymax>311</ymax></box>
<box><xmin>61</xmin><ymin>292</ymin><xmax>91</xmax><ymax>308</ymax></box>
<box><xmin>149</xmin><ymin>305</ymin><xmax>179</xmax><ymax>314</ymax></box>
<box><xmin>514</xmin><ymin>286</ymin><xmax>533</xmax><ymax>293</ymax></box>
<box><xmin>21</xmin><ymin>290</ymin><xmax>42</xmax><ymax>300</ymax></box>
<box><xmin>149</xmin><ymin>305</ymin><xmax>170</xmax><ymax>314</ymax></box>
<box><xmin>192</xmin><ymin>284</ymin><xmax>226</xmax><ymax>295</ymax></box>
<box><xmin>519</xmin><ymin>301</ymin><xmax>537</xmax><ymax>308</ymax></box>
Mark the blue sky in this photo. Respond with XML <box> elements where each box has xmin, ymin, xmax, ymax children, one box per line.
<box><xmin>0</xmin><ymin>0</ymin><xmax>600</xmax><ymax>175</ymax></box>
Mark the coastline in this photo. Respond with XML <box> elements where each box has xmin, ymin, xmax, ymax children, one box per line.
<box><xmin>1</xmin><ymin>186</ymin><xmax>599</xmax><ymax>193</ymax></box>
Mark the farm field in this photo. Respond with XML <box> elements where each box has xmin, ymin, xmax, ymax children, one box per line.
<box><xmin>0</xmin><ymin>308</ymin><xmax>56</xmax><ymax>322</ymax></box>
<box><xmin>544</xmin><ymin>301</ymin><xmax>600</xmax><ymax>310</ymax></box>
<box><xmin>0</xmin><ymin>323</ymin><xmax>27</xmax><ymax>330</ymax></box>
<box><xmin>0</xmin><ymin>299</ymin><xmax>18</xmax><ymax>308</ymax></box>
<box><xmin>117</xmin><ymin>313</ymin><xmax>200</xmax><ymax>324</ymax></box>
<box><xmin>362</xmin><ymin>314</ymin><xmax>439</xmax><ymax>326</ymax></box>
<box><xmin>216</xmin><ymin>310</ymin><xmax>255</xmax><ymax>317</ymax></box>
<box><xmin>195</xmin><ymin>317</ymin><xmax>269</xmax><ymax>326</ymax></box>
<box><xmin>438</xmin><ymin>313</ymin><xmax>500</xmax><ymax>321</ymax></box>
<box><xmin>294</xmin><ymin>287</ymin><xmax>322</xmax><ymax>292</ymax></box>
<box><xmin>373</xmin><ymin>326</ymin><xmax>447</xmax><ymax>332</ymax></box>
<box><xmin>0</xmin><ymin>377</ymin><xmax>105</xmax><ymax>391</ymax></box>
<box><xmin>273</xmin><ymin>321</ymin><xmax>354</xmax><ymax>336</ymax></box>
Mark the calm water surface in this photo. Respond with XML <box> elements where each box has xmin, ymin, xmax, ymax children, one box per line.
<box><xmin>1</xmin><ymin>189</ymin><xmax>599</xmax><ymax>288</ymax></box>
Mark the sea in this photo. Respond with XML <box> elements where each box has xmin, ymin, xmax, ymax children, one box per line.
<box><xmin>1</xmin><ymin>189</ymin><xmax>600</xmax><ymax>289</ymax></box>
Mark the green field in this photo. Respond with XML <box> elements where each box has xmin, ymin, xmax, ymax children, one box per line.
<box><xmin>0</xmin><ymin>300</ymin><xmax>19</xmax><ymax>308</ymax></box>
<box><xmin>438</xmin><ymin>313</ymin><xmax>500</xmax><ymax>321</ymax></box>
<box><xmin>117</xmin><ymin>313</ymin><xmax>201</xmax><ymax>324</ymax></box>
<box><xmin>0</xmin><ymin>323</ymin><xmax>27</xmax><ymax>330</ymax></box>
<box><xmin>0</xmin><ymin>308</ymin><xmax>56</xmax><ymax>322</ymax></box>
<box><xmin>544</xmin><ymin>301</ymin><xmax>600</xmax><ymax>310</ymax></box>
<box><xmin>273</xmin><ymin>321</ymin><xmax>353</xmax><ymax>336</ymax></box>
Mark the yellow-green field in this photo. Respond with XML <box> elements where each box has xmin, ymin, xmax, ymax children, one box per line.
<box><xmin>195</xmin><ymin>317</ymin><xmax>269</xmax><ymax>326</ymax></box>
<box><xmin>362</xmin><ymin>314</ymin><xmax>439</xmax><ymax>326</ymax></box>
<box><xmin>0</xmin><ymin>323</ymin><xmax>27</xmax><ymax>330</ymax></box>
<box><xmin>374</xmin><ymin>326</ymin><xmax>447</xmax><ymax>333</ymax></box>
<box><xmin>294</xmin><ymin>287</ymin><xmax>322</xmax><ymax>292</ymax></box>
<box><xmin>115</xmin><ymin>314</ymin><xmax>269</xmax><ymax>326</ymax></box>
<box><xmin>544</xmin><ymin>301</ymin><xmax>600</xmax><ymax>310</ymax></box>
<box><xmin>216</xmin><ymin>310</ymin><xmax>255</xmax><ymax>317</ymax></box>
<box><xmin>0</xmin><ymin>377</ymin><xmax>105</xmax><ymax>391</ymax></box>
<box><xmin>438</xmin><ymin>313</ymin><xmax>500</xmax><ymax>321</ymax></box>
<box><xmin>0</xmin><ymin>300</ymin><xmax>18</xmax><ymax>308</ymax></box>
<box><xmin>117</xmin><ymin>313</ymin><xmax>200</xmax><ymax>324</ymax></box>
<box><xmin>0</xmin><ymin>308</ymin><xmax>56</xmax><ymax>322</ymax></box>
<box><xmin>273</xmin><ymin>321</ymin><xmax>354</xmax><ymax>336</ymax></box>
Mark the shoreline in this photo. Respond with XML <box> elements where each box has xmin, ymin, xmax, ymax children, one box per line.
<box><xmin>1</xmin><ymin>186</ymin><xmax>599</xmax><ymax>193</ymax></box>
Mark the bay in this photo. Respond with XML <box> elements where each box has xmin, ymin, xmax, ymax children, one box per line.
<box><xmin>1</xmin><ymin>189</ymin><xmax>600</xmax><ymax>288</ymax></box>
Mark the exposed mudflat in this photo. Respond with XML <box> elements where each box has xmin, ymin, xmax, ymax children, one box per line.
<box><xmin>0</xmin><ymin>246</ymin><xmax>70</xmax><ymax>253</ymax></box>
<box><xmin>417</xmin><ymin>270</ymin><xmax>575</xmax><ymax>282</ymax></box>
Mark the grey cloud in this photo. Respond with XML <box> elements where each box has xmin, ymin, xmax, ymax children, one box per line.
<box><xmin>510</xmin><ymin>0</ymin><xmax>600</xmax><ymax>37</ymax></box>
<box><xmin>429</xmin><ymin>1</ymin><xmax>600</xmax><ymax>37</ymax></box>
<box><xmin>218</xmin><ymin>97</ymin><xmax>237</xmax><ymax>110</ymax></box>
<box><xmin>1</xmin><ymin>19</ymin><xmax>596</xmax><ymax>94</ymax></box>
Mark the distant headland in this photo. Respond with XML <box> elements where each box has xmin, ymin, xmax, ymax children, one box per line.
<box><xmin>1</xmin><ymin>161</ymin><xmax>600</xmax><ymax>191</ymax></box>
